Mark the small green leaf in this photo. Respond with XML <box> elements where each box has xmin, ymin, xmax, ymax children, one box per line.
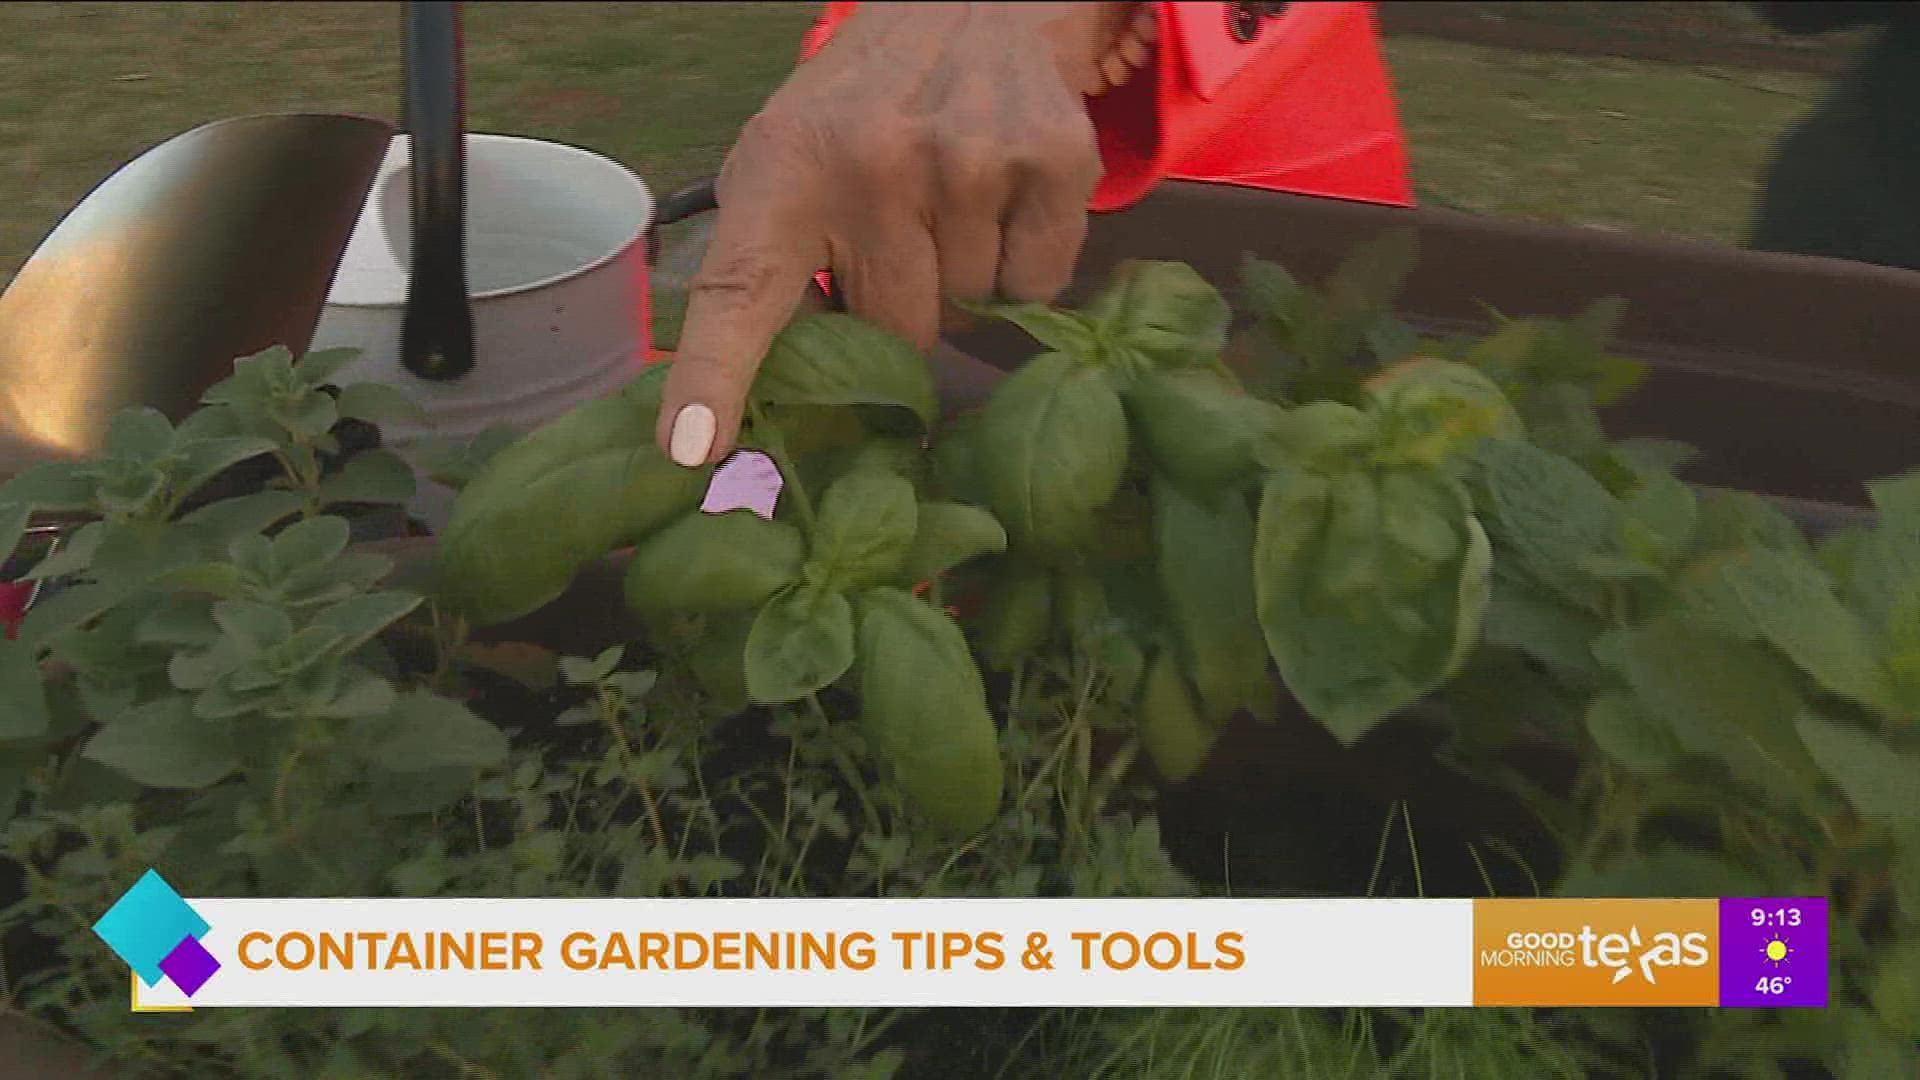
<box><xmin>271</xmin><ymin>515</ymin><xmax>353</xmax><ymax>573</ymax></box>
<box><xmin>334</xmin><ymin>382</ymin><xmax>427</xmax><ymax>428</ymax></box>
<box><xmin>0</xmin><ymin>637</ymin><xmax>50</xmax><ymax>739</ymax></box>
<box><xmin>178</xmin><ymin>490</ymin><xmax>303</xmax><ymax>549</ymax></box>
<box><xmin>1471</xmin><ymin>437</ymin><xmax>1620</xmax><ymax>607</ymax></box>
<box><xmin>297</xmin><ymin>346</ymin><xmax>364</xmax><ymax>388</ymax></box>
<box><xmin>212</xmin><ymin>600</ymin><xmax>294</xmax><ymax>651</ymax></box>
<box><xmin>0</xmin><ymin>501</ymin><xmax>31</xmax><ymax>563</ymax></box>
<box><xmin>1137</xmin><ymin>649</ymin><xmax>1218</xmax><ymax>783</ymax></box>
<box><xmin>1594</xmin><ymin>618</ymin><xmax>1822</xmax><ymax>805</ymax></box>
<box><xmin>23</xmin><ymin>521</ymin><xmax>103</xmax><ymax>581</ymax></box>
<box><xmin>309</xmin><ymin>592</ymin><xmax>424</xmax><ymax>658</ymax></box>
<box><xmin>105</xmin><ymin>408</ymin><xmax>176</xmax><ymax>459</ymax></box>
<box><xmin>807</xmin><ymin>467</ymin><xmax>918</xmax><ymax>590</ymax></box>
<box><xmin>371</xmin><ymin>691</ymin><xmax>508</xmax><ymax>772</ymax></box>
<box><xmin>1794</xmin><ymin>714</ymin><xmax>1920</xmax><ymax>829</ymax></box>
<box><xmin>752</xmin><ymin>313</ymin><xmax>938</xmax><ymax>429</ymax></box>
<box><xmin>899</xmin><ymin>502</ymin><xmax>1006</xmax><ymax>586</ymax></box>
<box><xmin>1722</xmin><ymin>550</ymin><xmax>1892</xmax><ymax>711</ymax></box>
<box><xmin>317</xmin><ymin>674</ymin><xmax>396</xmax><ymax>720</ymax></box>
<box><xmin>959</xmin><ymin>301</ymin><xmax>1099</xmax><ymax>356</ymax></box>
<box><xmin>1585</xmin><ymin>691</ymin><xmax>1681</xmax><ymax>776</ymax></box>
<box><xmin>559</xmin><ymin>646</ymin><xmax>624</xmax><ymax>686</ymax></box>
<box><xmin>0</xmin><ymin>461</ymin><xmax>94</xmax><ymax>512</ymax></box>
<box><xmin>172</xmin><ymin>435</ymin><xmax>278</xmax><ymax>495</ymax></box>
<box><xmin>81</xmin><ymin>697</ymin><xmax>237</xmax><ymax>789</ymax></box>
<box><xmin>744</xmin><ymin>584</ymin><xmax>856</xmax><ymax>703</ymax></box>
<box><xmin>977</xmin><ymin>561</ymin><xmax>1052</xmax><ymax>671</ymax></box>
<box><xmin>855</xmin><ymin>588</ymin><xmax>1002</xmax><ymax>834</ymax></box>
<box><xmin>318</xmin><ymin>448</ymin><xmax>416</xmax><ymax>506</ymax></box>
<box><xmin>977</xmin><ymin>352</ymin><xmax>1129</xmax><ymax>554</ymax></box>
<box><xmin>1619</xmin><ymin>469</ymin><xmax>1698</xmax><ymax>568</ymax></box>
<box><xmin>625</xmin><ymin>510</ymin><xmax>805</xmax><ymax>618</ymax></box>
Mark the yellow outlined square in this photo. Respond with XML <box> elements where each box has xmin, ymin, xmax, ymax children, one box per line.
<box><xmin>130</xmin><ymin>971</ymin><xmax>192</xmax><ymax>1013</ymax></box>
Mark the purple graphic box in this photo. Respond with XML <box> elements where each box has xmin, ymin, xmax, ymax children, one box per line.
<box><xmin>1718</xmin><ymin>897</ymin><xmax>1829</xmax><ymax>1007</ymax></box>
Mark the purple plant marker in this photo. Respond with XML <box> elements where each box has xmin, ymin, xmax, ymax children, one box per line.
<box><xmin>701</xmin><ymin>450</ymin><xmax>782</xmax><ymax>520</ymax></box>
<box><xmin>158</xmin><ymin>934</ymin><xmax>222</xmax><ymax>997</ymax></box>
<box><xmin>1718</xmin><ymin>897</ymin><xmax>1828</xmax><ymax>1007</ymax></box>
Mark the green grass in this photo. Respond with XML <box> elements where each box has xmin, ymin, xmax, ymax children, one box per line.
<box><xmin>0</xmin><ymin>3</ymin><xmax>1823</xmax><ymax>298</ymax></box>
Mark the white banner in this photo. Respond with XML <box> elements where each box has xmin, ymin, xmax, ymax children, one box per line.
<box><xmin>129</xmin><ymin>898</ymin><xmax>1475</xmax><ymax>1009</ymax></box>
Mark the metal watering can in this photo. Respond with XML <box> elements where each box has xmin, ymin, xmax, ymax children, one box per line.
<box><xmin>0</xmin><ymin>2</ymin><xmax>732</xmax><ymax>526</ymax></box>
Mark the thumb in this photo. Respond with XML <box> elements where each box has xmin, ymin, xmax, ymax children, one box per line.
<box><xmin>656</xmin><ymin>201</ymin><xmax>824</xmax><ymax>468</ymax></box>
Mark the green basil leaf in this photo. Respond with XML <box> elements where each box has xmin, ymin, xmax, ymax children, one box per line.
<box><xmin>1363</xmin><ymin>358</ymin><xmax>1522</xmax><ymax>467</ymax></box>
<box><xmin>957</xmin><ymin>300</ymin><xmax>1099</xmax><ymax>356</ymax></box>
<box><xmin>899</xmin><ymin>502</ymin><xmax>1007</xmax><ymax>586</ymax></box>
<box><xmin>687</xmin><ymin>609</ymin><xmax>756</xmax><ymax>716</ymax></box>
<box><xmin>81</xmin><ymin>697</ymin><xmax>237</xmax><ymax>789</ymax></box>
<box><xmin>744</xmin><ymin>584</ymin><xmax>856</xmax><ymax>703</ymax></box>
<box><xmin>1794</xmin><ymin>713</ymin><xmax>1920</xmax><ymax>829</ymax></box>
<box><xmin>1124</xmin><ymin>369</ymin><xmax>1285</xmax><ymax>498</ymax></box>
<box><xmin>977</xmin><ymin>352</ymin><xmax>1128</xmax><ymax>554</ymax></box>
<box><xmin>441</xmin><ymin>430</ymin><xmax>710</xmax><ymax>627</ymax></box>
<box><xmin>1083</xmin><ymin>260</ymin><xmax>1232</xmax><ymax>367</ymax></box>
<box><xmin>1137</xmin><ymin>649</ymin><xmax>1219</xmax><ymax>783</ymax></box>
<box><xmin>752</xmin><ymin>313</ymin><xmax>938</xmax><ymax>430</ymax></box>
<box><xmin>625</xmin><ymin>509</ymin><xmax>805</xmax><ymax>618</ymax></box>
<box><xmin>1150</xmin><ymin>474</ymin><xmax>1272</xmax><ymax>724</ymax></box>
<box><xmin>855</xmin><ymin>587</ymin><xmax>1002</xmax><ymax>834</ymax></box>
<box><xmin>808</xmin><ymin>467</ymin><xmax>918</xmax><ymax>591</ymax></box>
<box><xmin>297</xmin><ymin>346</ymin><xmax>364</xmax><ymax>388</ymax></box>
<box><xmin>1254</xmin><ymin>465</ymin><xmax>1486</xmax><ymax>744</ymax></box>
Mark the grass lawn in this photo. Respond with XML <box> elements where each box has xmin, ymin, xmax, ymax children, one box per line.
<box><xmin>0</xmin><ymin>2</ymin><xmax>1825</xmax><ymax>319</ymax></box>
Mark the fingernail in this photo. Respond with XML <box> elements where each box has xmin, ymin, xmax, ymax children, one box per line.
<box><xmin>669</xmin><ymin>404</ymin><xmax>716</xmax><ymax>467</ymax></box>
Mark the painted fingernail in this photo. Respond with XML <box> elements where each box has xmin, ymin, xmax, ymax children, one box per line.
<box><xmin>669</xmin><ymin>403</ymin><xmax>716</xmax><ymax>467</ymax></box>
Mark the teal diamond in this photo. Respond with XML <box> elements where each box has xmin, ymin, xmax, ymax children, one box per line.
<box><xmin>92</xmin><ymin>869</ymin><xmax>208</xmax><ymax>987</ymax></box>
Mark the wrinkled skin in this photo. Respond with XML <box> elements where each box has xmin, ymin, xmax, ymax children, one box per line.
<box><xmin>656</xmin><ymin>2</ymin><xmax>1132</xmax><ymax>467</ymax></box>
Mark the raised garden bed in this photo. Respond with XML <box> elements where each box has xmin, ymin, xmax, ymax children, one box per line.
<box><xmin>3</xmin><ymin>182</ymin><xmax>1918</xmax><ymax>1078</ymax></box>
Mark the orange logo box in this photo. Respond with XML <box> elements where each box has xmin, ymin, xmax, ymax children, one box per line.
<box><xmin>1473</xmin><ymin>899</ymin><xmax>1720</xmax><ymax>1007</ymax></box>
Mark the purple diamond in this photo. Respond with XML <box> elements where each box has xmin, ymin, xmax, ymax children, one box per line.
<box><xmin>158</xmin><ymin>934</ymin><xmax>221</xmax><ymax>997</ymax></box>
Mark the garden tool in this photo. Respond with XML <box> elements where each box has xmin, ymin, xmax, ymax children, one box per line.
<box><xmin>0</xmin><ymin>112</ymin><xmax>395</xmax><ymax>474</ymax></box>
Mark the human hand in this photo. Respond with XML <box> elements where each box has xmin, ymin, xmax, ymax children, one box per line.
<box><xmin>656</xmin><ymin>1</ymin><xmax>1132</xmax><ymax>467</ymax></box>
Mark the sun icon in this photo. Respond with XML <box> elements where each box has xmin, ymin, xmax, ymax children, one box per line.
<box><xmin>1762</xmin><ymin>937</ymin><xmax>1792</xmax><ymax>966</ymax></box>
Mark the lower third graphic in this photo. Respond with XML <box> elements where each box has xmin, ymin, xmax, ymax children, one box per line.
<box><xmin>93</xmin><ymin>869</ymin><xmax>222</xmax><ymax>1003</ymax></box>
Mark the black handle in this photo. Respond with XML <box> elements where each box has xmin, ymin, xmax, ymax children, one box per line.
<box><xmin>642</xmin><ymin>177</ymin><xmax>844</xmax><ymax>312</ymax></box>
<box><xmin>400</xmin><ymin>1</ymin><xmax>476</xmax><ymax>381</ymax></box>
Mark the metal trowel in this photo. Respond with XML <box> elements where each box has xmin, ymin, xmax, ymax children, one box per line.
<box><xmin>0</xmin><ymin>112</ymin><xmax>395</xmax><ymax>474</ymax></box>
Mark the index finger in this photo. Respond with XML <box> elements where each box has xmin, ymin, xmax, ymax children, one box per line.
<box><xmin>656</xmin><ymin>191</ymin><xmax>826</xmax><ymax>468</ymax></box>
